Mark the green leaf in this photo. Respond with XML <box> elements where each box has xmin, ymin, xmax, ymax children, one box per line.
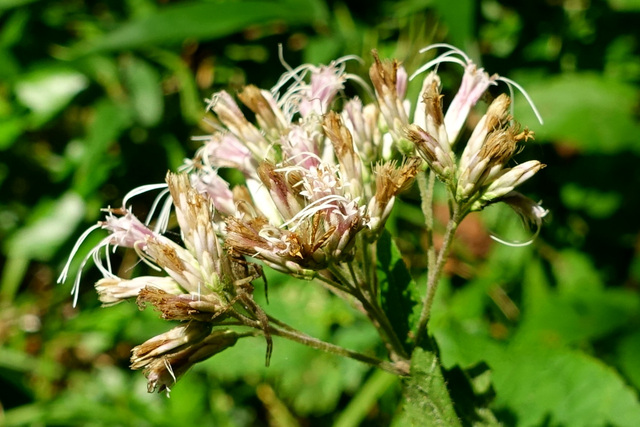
<box><xmin>121</xmin><ymin>56</ymin><xmax>163</xmax><ymax>127</ymax></box>
<box><xmin>516</xmin><ymin>288</ymin><xmax>639</xmax><ymax>346</ymax></box>
<box><xmin>608</xmin><ymin>0</ymin><xmax>640</xmax><ymax>11</ymax></box>
<box><xmin>72</xmin><ymin>98</ymin><xmax>132</xmax><ymax>196</ymax></box>
<box><xmin>71</xmin><ymin>1</ymin><xmax>328</xmax><ymax>55</ymax></box>
<box><xmin>432</xmin><ymin>317</ymin><xmax>500</xmax><ymax>371</ymax></box>
<box><xmin>0</xmin><ymin>115</ymin><xmax>26</xmax><ymax>150</ymax></box>
<box><xmin>433</xmin><ymin>0</ymin><xmax>475</xmax><ymax>50</ymax></box>
<box><xmin>377</xmin><ymin>230</ymin><xmax>421</xmax><ymax>351</ymax></box>
<box><xmin>3</xmin><ymin>191</ymin><xmax>85</xmax><ymax>261</ymax></box>
<box><xmin>393</xmin><ymin>348</ymin><xmax>461</xmax><ymax>427</ymax></box>
<box><xmin>514</xmin><ymin>73</ymin><xmax>640</xmax><ymax>154</ymax></box>
<box><xmin>490</xmin><ymin>345</ymin><xmax>640</xmax><ymax>426</ymax></box>
<box><xmin>209</xmin><ymin>272</ymin><xmax>372</xmax><ymax>415</ymax></box>
<box><xmin>0</xmin><ymin>8</ymin><xmax>29</xmax><ymax>48</ymax></box>
<box><xmin>0</xmin><ymin>0</ymin><xmax>37</xmax><ymax>11</ymax></box>
<box><xmin>616</xmin><ymin>331</ymin><xmax>640</xmax><ymax>391</ymax></box>
<box><xmin>14</xmin><ymin>65</ymin><xmax>89</xmax><ymax>127</ymax></box>
<box><xmin>560</xmin><ymin>183</ymin><xmax>623</xmax><ymax>219</ymax></box>
<box><xmin>150</xmin><ymin>50</ymin><xmax>202</xmax><ymax>124</ymax></box>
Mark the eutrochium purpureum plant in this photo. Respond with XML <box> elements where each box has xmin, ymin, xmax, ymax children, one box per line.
<box><xmin>58</xmin><ymin>44</ymin><xmax>547</xmax><ymax>422</ymax></box>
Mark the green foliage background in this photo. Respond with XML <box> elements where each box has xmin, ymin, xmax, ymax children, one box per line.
<box><xmin>1</xmin><ymin>0</ymin><xmax>639</xmax><ymax>425</ymax></box>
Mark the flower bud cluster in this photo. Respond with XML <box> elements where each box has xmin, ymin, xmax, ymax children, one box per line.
<box><xmin>406</xmin><ymin>45</ymin><xmax>547</xmax><ymax>225</ymax></box>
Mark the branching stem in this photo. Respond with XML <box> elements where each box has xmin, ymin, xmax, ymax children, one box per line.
<box><xmin>257</xmin><ymin>316</ymin><xmax>409</xmax><ymax>376</ymax></box>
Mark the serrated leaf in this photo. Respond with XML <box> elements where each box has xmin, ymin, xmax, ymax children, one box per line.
<box><xmin>393</xmin><ymin>348</ymin><xmax>461</xmax><ymax>427</ymax></box>
<box><xmin>490</xmin><ymin>345</ymin><xmax>640</xmax><ymax>426</ymax></box>
<box><xmin>70</xmin><ymin>1</ymin><xmax>329</xmax><ymax>55</ymax></box>
<box><xmin>376</xmin><ymin>230</ymin><xmax>421</xmax><ymax>351</ymax></box>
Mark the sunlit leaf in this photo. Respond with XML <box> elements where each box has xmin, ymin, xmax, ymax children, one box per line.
<box><xmin>393</xmin><ymin>348</ymin><xmax>461</xmax><ymax>427</ymax></box>
<box><xmin>3</xmin><ymin>191</ymin><xmax>85</xmax><ymax>261</ymax></box>
<box><xmin>608</xmin><ymin>0</ymin><xmax>640</xmax><ymax>11</ymax></box>
<box><xmin>14</xmin><ymin>65</ymin><xmax>89</xmax><ymax>127</ymax></box>
<box><xmin>208</xmin><ymin>273</ymin><xmax>370</xmax><ymax>415</ymax></box>
<box><xmin>490</xmin><ymin>345</ymin><xmax>640</xmax><ymax>426</ymax></box>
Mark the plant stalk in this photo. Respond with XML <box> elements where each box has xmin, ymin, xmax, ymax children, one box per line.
<box><xmin>265</xmin><ymin>316</ymin><xmax>409</xmax><ymax>376</ymax></box>
<box><xmin>413</xmin><ymin>201</ymin><xmax>462</xmax><ymax>347</ymax></box>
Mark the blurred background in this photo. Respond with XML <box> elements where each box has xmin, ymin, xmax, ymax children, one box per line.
<box><xmin>1</xmin><ymin>0</ymin><xmax>639</xmax><ymax>425</ymax></box>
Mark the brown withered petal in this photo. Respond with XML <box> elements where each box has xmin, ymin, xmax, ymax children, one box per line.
<box><xmin>405</xmin><ymin>125</ymin><xmax>438</xmax><ymax>165</ymax></box>
<box><xmin>479</xmin><ymin>127</ymin><xmax>518</xmax><ymax>167</ymax></box>
<box><xmin>238</xmin><ymin>85</ymin><xmax>277</xmax><ymax>128</ymax></box>
<box><xmin>136</xmin><ymin>329</ymin><xmax>239</xmax><ymax>394</ymax></box>
<box><xmin>131</xmin><ymin>322</ymin><xmax>211</xmax><ymax>369</ymax></box>
<box><xmin>323</xmin><ymin>112</ymin><xmax>355</xmax><ymax>159</ymax></box>
<box><xmin>484</xmin><ymin>93</ymin><xmax>512</xmax><ymax>131</ymax></box>
<box><xmin>369</xmin><ymin>50</ymin><xmax>401</xmax><ymax>96</ymax></box>
<box><xmin>421</xmin><ymin>79</ymin><xmax>444</xmax><ymax>127</ymax></box>
<box><xmin>373</xmin><ymin>157</ymin><xmax>422</xmax><ymax>207</ymax></box>
<box><xmin>137</xmin><ymin>286</ymin><xmax>224</xmax><ymax>322</ymax></box>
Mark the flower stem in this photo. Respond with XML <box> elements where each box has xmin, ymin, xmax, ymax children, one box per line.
<box><xmin>418</xmin><ymin>171</ymin><xmax>437</xmax><ymax>282</ymax></box>
<box><xmin>413</xmin><ymin>201</ymin><xmax>462</xmax><ymax>347</ymax></box>
<box><xmin>265</xmin><ymin>316</ymin><xmax>409</xmax><ymax>376</ymax></box>
<box><xmin>328</xmin><ymin>264</ymin><xmax>409</xmax><ymax>360</ymax></box>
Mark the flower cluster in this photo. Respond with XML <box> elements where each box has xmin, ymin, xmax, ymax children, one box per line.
<box><xmin>59</xmin><ymin>44</ymin><xmax>547</xmax><ymax>393</ymax></box>
<box><xmin>188</xmin><ymin>55</ymin><xmax>422</xmax><ymax>277</ymax></box>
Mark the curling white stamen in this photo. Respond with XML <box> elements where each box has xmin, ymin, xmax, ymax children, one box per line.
<box><xmin>58</xmin><ymin>223</ymin><xmax>101</xmax><ymax>284</ymax></box>
<box><xmin>204</xmin><ymin>93</ymin><xmax>221</xmax><ymax>113</ymax></box>
<box><xmin>410</xmin><ymin>46</ymin><xmax>469</xmax><ymax>81</ymax></box>
<box><xmin>133</xmin><ymin>241</ymin><xmax>162</xmax><ymax>272</ymax></box>
<box><xmin>154</xmin><ymin>194</ymin><xmax>174</xmax><ymax>234</ymax></box>
<box><xmin>122</xmin><ymin>183</ymin><xmax>169</xmax><ymax>210</ymax></box>
<box><xmin>489</xmin><ymin>224</ymin><xmax>541</xmax><ymax>248</ymax></box>
<box><xmin>497</xmin><ymin>76</ymin><xmax>544</xmax><ymax>125</ymax></box>
<box><xmin>145</xmin><ymin>188</ymin><xmax>171</xmax><ymax>225</ymax></box>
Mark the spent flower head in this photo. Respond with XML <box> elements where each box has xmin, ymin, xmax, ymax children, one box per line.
<box><xmin>59</xmin><ymin>43</ymin><xmax>548</xmax><ymax>394</ymax></box>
